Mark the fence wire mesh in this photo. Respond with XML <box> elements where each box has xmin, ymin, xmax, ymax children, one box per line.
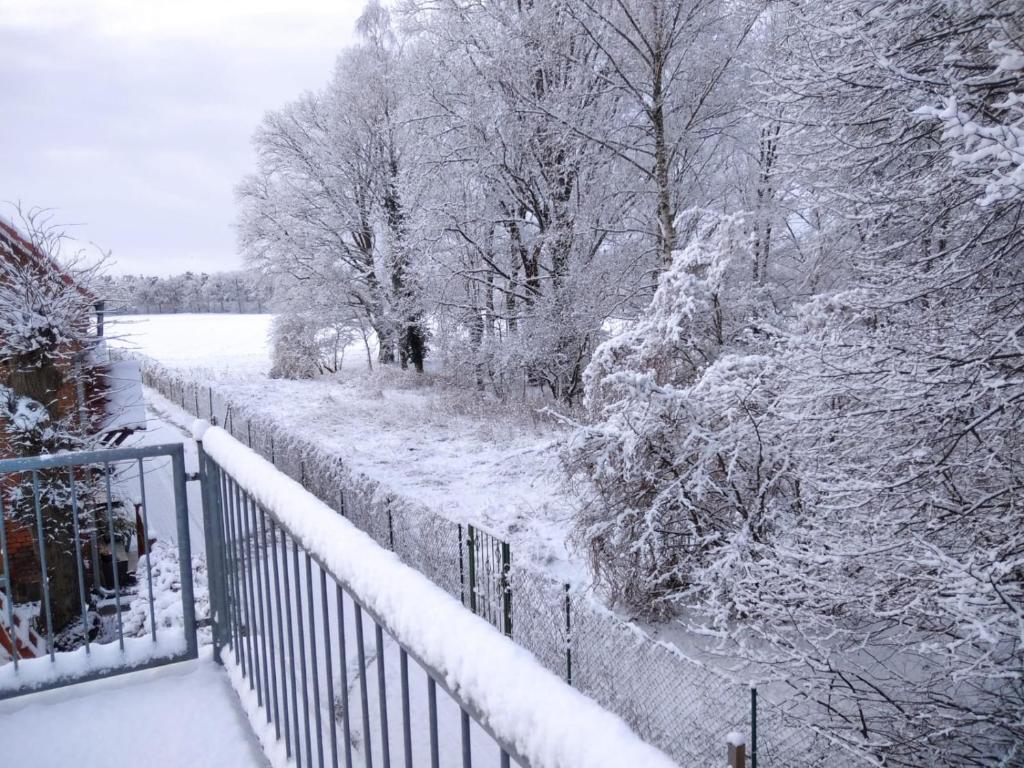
<box><xmin>139</xmin><ymin>359</ymin><xmax>861</xmax><ymax>768</ymax></box>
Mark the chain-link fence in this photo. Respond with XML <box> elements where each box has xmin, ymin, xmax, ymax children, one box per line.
<box><xmin>138</xmin><ymin>358</ymin><xmax>857</xmax><ymax>768</ymax></box>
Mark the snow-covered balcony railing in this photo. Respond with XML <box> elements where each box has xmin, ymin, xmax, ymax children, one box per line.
<box><xmin>197</xmin><ymin>421</ymin><xmax>681</xmax><ymax>768</ymax></box>
<box><xmin>0</xmin><ymin>443</ymin><xmax>198</xmax><ymax>697</ymax></box>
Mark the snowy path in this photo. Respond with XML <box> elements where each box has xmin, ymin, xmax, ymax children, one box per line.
<box><xmin>116</xmin><ymin>403</ymin><xmax>206</xmax><ymax>555</ymax></box>
<box><xmin>0</xmin><ymin>655</ymin><xmax>267</xmax><ymax>767</ymax></box>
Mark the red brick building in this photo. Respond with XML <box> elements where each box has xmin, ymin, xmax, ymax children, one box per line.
<box><xmin>0</xmin><ymin>217</ymin><xmax>142</xmax><ymax>649</ymax></box>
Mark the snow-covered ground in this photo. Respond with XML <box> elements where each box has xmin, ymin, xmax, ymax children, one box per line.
<box><xmin>109</xmin><ymin>314</ymin><xmax>581</xmax><ymax>580</ymax></box>
<box><xmin>0</xmin><ymin>654</ymin><xmax>267</xmax><ymax>767</ymax></box>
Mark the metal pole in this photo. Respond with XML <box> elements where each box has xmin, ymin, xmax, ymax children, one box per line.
<box><xmin>306</xmin><ymin>554</ymin><xmax>325</xmax><ymax>768</ymax></box>
<box><xmin>467</xmin><ymin>525</ymin><xmax>477</xmax><ymax>614</ymax></box>
<box><xmin>169</xmin><ymin>448</ymin><xmax>198</xmax><ymax>659</ymax></box>
<box><xmin>135</xmin><ymin>459</ymin><xmax>156</xmax><ymax>642</ymax></box>
<box><xmin>31</xmin><ymin>471</ymin><xmax>55</xmax><ymax>660</ymax></box>
<box><xmin>294</xmin><ymin>541</ymin><xmax>313</xmax><ymax>766</ymax></box>
<box><xmin>751</xmin><ymin>687</ymin><xmax>758</xmax><ymax>768</ymax></box>
<box><xmin>355</xmin><ymin>603</ymin><xmax>374</xmax><ymax>768</ymax></box>
<box><xmin>337</xmin><ymin>585</ymin><xmax>354</xmax><ymax>768</ymax></box>
<box><xmin>320</xmin><ymin>569</ymin><xmax>339</xmax><ymax>768</ymax></box>
<box><xmin>67</xmin><ymin>467</ymin><xmax>92</xmax><ymax>652</ymax></box>
<box><xmin>400</xmin><ymin>649</ymin><xmax>412</xmax><ymax>768</ymax></box>
<box><xmin>375</xmin><ymin>622</ymin><xmax>391</xmax><ymax>768</ymax></box>
<box><xmin>270</xmin><ymin>521</ymin><xmax>294</xmax><ymax>759</ymax></box>
<box><xmin>427</xmin><ymin>676</ymin><xmax>439</xmax><ymax>768</ymax></box>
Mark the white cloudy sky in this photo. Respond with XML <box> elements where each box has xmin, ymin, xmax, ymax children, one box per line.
<box><xmin>0</xmin><ymin>0</ymin><xmax>360</xmax><ymax>275</ymax></box>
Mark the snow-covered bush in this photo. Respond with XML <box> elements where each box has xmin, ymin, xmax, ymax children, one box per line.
<box><xmin>269</xmin><ymin>312</ymin><xmax>325</xmax><ymax>380</ymax></box>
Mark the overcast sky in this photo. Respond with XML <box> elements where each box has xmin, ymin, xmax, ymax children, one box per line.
<box><xmin>0</xmin><ymin>0</ymin><xmax>360</xmax><ymax>275</ymax></box>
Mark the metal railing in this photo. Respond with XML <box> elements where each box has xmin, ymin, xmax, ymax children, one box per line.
<box><xmin>0</xmin><ymin>443</ymin><xmax>197</xmax><ymax>698</ymax></box>
<box><xmin>199</xmin><ymin>437</ymin><xmax>527</xmax><ymax>768</ymax></box>
<box><xmin>140</xmin><ymin>358</ymin><xmax>777</xmax><ymax>767</ymax></box>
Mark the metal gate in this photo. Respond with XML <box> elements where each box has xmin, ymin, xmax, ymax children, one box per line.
<box><xmin>0</xmin><ymin>443</ymin><xmax>198</xmax><ymax>699</ymax></box>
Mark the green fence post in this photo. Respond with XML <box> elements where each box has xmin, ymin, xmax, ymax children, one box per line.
<box><xmin>467</xmin><ymin>524</ymin><xmax>477</xmax><ymax>614</ymax></box>
<box><xmin>500</xmin><ymin>541</ymin><xmax>512</xmax><ymax>637</ymax></box>
<box><xmin>751</xmin><ymin>686</ymin><xmax>758</xmax><ymax>768</ymax></box>
<box><xmin>564</xmin><ymin>583</ymin><xmax>572</xmax><ymax>685</ymax></box>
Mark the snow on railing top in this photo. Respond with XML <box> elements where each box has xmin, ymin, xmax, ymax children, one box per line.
<box><xmin>197</xmin><ymin>421</ymin><xmax>679</xmax><ymax>768</ymax></box>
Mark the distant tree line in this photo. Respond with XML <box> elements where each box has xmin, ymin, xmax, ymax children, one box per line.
<box><xmin>98</xmin><ymin>270</ymin><xmax>274</xmax><ymax>315</ymax></box>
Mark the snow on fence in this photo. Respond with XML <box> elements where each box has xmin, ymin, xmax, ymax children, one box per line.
<box><xmin>137</xmin><ymin>357</ymin><xmax>837</xmax><ymax>767</ymax></box>
<box><xmin>199</xmin><ymin>422</ymin><xmax>680</xmax><ymax>768</ymax></box>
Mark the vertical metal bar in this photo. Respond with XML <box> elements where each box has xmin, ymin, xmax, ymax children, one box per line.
<box><xmin>231</xmin><ymin>477</ymin><xmax>255</xmax><ymax>685</ymax></box>
<box><xmin>0</xmin><ymin>494</ymin><xmax>19</xmax><ymax>670</ymax></box>
<box><xmin>376</xmin><ymin>622</ymin><xmax>391</xmax><ymax>768</ymax></box>
<box><xmin>427</xmin><ymin>677</ymin><xmax>439</xmax><ymax>768</ymax></box>
<box><xmin>67</xmin><ymin>467</ymin><xmax>91</xmax><ymax>652</ymax></box>
<box><xmin>239</xmin><ymin>485</ymin><xmax>263</xmax><ymax>707</ymax></box>
<box><xmin>321</xmin><ymin>569</ymin><xmax>339</xmax><ymax>768</ymax></box>
<box><xmin>294</xmin><ymin>541</ymin><xmax>313</xmax><ymax>767</ymax></box>
<box><xmin>306</xmin><ymin>554</ymin><xmax>325</xmax><ymax>768</ymax></box>
<box><xmin>337</xmin><ymin>585</ymin><xmax>354</xmax><ymax>768</ymax></box>
<box><xmin>135</xmin><ymin>459</ymin><xmax>156</xmax><ymax>641</ymax></box>
<box><xmin>102</xmin><ymin>464</ymin><xmax>124</xmax><ymax>651</ymax></box>
<box><xmin>281</xmin><ymin>529</ymin><xmax>303</xmax><ymax>767</ymax></box>
<box><xmin>400</xmin><ymin>649</ymin><xmax>412</xmax><ymax>768</ymax></box>
<box><xmin>197</xmin><ymin>446</ymin><xmax>224</xmax><ymax>663</ymax></box>
<box><xmin>169</xmin><ymin>447</ymin><xmax>198</xmax><ymax>658</ymax></box>
<box><xmin>499</xmin><ymin>750</ymin><xmax>510</xmax><ymax>768</ymax></box>
<box><xmin>270</xmin><ymin>521</ymin><xmax>293</xmax><ymax>759</ymax></box>
<box><xmin>32</xmin><ymin>470</ymin><xmax>55</xmax><ymax>660</ymax></box>
<box><xmin>221</xmin><ymin>470</ymin><xmax>243</xmax><ymax>672</ymax></box>
<box><xmin>236</xmin><ymin>480</ymin><xmax>260</xmax><ymax>695</ymax></box>
<box><xmin>244</xmin><ymin>493</ymin><xmax>269</xmax><ymax>711</ymax></box>
<box><xmin>460</xmin><ymin>709</ymin><xmax>472</xmax><ymax>768</ymax></box>
<box><xmin>354</xmin><ymin>603</ymin><xmax>374</xmax><ymax>768</ymax></box>
<box><xmin>223</xmin><ymin>473</ymin><xmax>247</xmax><ymax>679</ymax></box>
<box><xmin>258</xmin><ymin>507</ymin><xmax>280</xmax><ymax>735</ymax></box>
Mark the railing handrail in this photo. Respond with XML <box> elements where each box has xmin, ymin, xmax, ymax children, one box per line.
<box><xmin>199</xmin><ymin>421</ymin><xmax>680</xmax><ymax>768</ymax></box>
<box><xmin>0</xmin><ymin>442</ymin><xmax>187</xmax><ymax>472</ymax></box>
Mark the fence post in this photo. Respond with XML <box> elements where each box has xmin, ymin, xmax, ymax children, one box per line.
<box><xmin>727</xmin><ymin>733</ymin><xmax>746</xmax><ymax>768</ymax></box>
<box><xmin>169</xmin><ymin>446</ymin><xmax>199</xmax><ymax>660</ymax></box>
<box><xmin>467</xmin><ymin>524</ymin><xmax>477</xmax><ymax>614</ymax></box>
<box><xmin>457</xmin><ymin>524</ymin><xmax>465</xmax><ymax>606</ymax></box>
<box><xmin>751</xmin><ymin>687</ymin><xmax>758</xmax><ymax>768</ymax></box>
<box><xmin>564</xmin><ymin>583</ymin><xmax>572</xmax><ymax>685</ymax></box>
<box><xmin>500</xmin><ymin>541</ymin><xmax>512</xmax><ymax>637</ymax></box>
<box><xmin>197</xmin><ymin>435</ymin><xmax>227</xmax><ymax>663</ymax></box>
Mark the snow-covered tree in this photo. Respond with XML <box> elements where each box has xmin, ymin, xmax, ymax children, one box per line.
<box><xmin>0</xmin><ymin>208</ymin><xmax>105</xmax><ymax>636</ymax></box>
<box><xmin>566</xmin><ymin>2</ymin><xmax>1023</xmax><ymax>763</ymax></box>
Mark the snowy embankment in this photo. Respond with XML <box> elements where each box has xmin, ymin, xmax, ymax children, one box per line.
<box><xmin>199</xmin><ymin>421</ymin><xmax>678</xmax><ymax>768</ymax></box>
<box><xmin>110</xmin><ymin>314</ymin><xmax>580</xmax><ymax>581</ymax></box>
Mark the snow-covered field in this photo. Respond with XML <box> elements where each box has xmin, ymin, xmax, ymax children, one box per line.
<box><xmin>110</xmin><ymin>314</ymin><xmax>580</xmax><ymax>579</ymax></box>
<box><xmin>109</xmin><ymin>313</ymin><xmax>274</xmax><ymax>376</ymax></box>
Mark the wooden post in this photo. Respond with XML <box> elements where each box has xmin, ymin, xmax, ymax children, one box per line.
<box><xmin>728</xmin><ymin>732</ymin><xmax>746</xmax><ymax>767</ymax></box>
